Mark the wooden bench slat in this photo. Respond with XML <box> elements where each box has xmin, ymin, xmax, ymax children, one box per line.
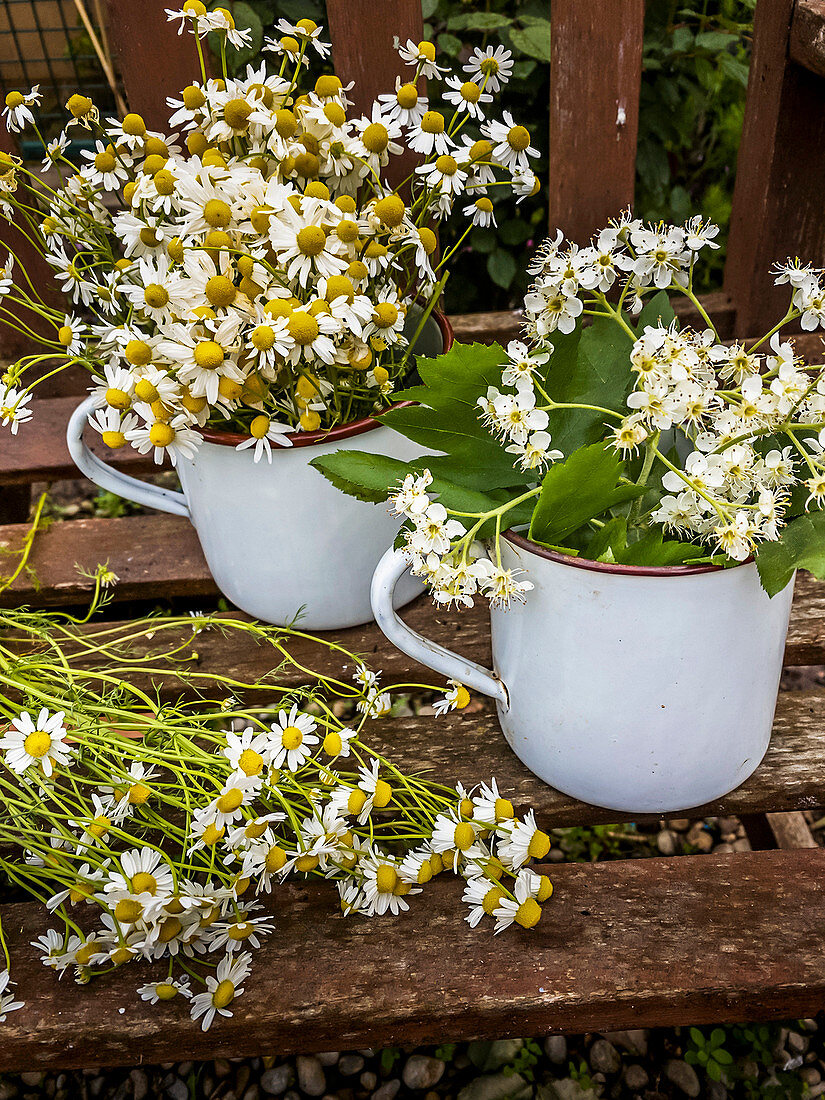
<box><xmin>2</xmin><ymin>513</ymin><xmax>824</xmax><ymax>666</ymax></box>
<box><xmin>790</xmin><ymin>0</ymin><xmax>825</xmax><ymax>79</ymax></box>
<box><xmin>0</xmin><ymin>848</ymin><xmax>822</xmax><ymax>1071</ymax></box>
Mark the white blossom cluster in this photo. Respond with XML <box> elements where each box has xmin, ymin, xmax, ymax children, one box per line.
<box><xmin>1</xmin><ymin>677</ymin><xmax>552</xmax><ymax>1028</ymax></box>
<box><xmin>387</xmin><ymin>217</ymin><xmax>825</xmax><ymax>607</ymax></box>
<box><xmin>0</xmin><ymin>8</ymin><xmax>538</xmax><ymax>460</ymax></box>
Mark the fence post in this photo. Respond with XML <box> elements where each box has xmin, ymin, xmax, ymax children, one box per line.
<box><xmin>548</xmin><ymin>0</ymin><xmax>645</xmax><ymax>244</ymax></box>
<box><xmin>104</xmin><ymin>0</ymin><xmax>207</xmax><ymax>131</ymax></box>
<box><xmin>724</xmin><ymin>0</ymin><xmax>825</xmax><ymax>335</ymax></box>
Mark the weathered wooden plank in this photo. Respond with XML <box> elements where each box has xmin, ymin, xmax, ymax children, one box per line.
<box><xmin>0</xmin><ymin>395</ymin><xmax>160</xmax><ymax>486</ymax></box>
<box><xmin>724</xmin><ymin>0</ymin><xmax>825</xmax><ymax>334</ymax></box>
<box><xmin>104</xmin><ymin>0</ymin><xmax>207</xmax><ymax>130</ymax></box>
<box><xmin>766</xmin><ymin>810</ymin><xmax>819</xmax><ymax>849</ymax></box>
<box><xmin>548</xmin><ymin>0</ymin><xmax>645</xmax><ymax>244</ymax></box>
<box><xmin>2</xmin><ymin>513</ymin><xmax>823</xmax><ymax>667</ymax></box>
<box><xmin>790</xmin><ymin>0</ymin><xmax>825</xmax><ymax>78</ymax></box>
<box><xmin>0</xmin><ymin>849</ymin><xmax>822</xmax><ymax>1070</ymax></box>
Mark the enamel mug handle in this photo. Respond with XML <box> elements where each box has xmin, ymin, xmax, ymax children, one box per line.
<box><xmin>66</xmin><ymin>395</ymin><xmax>190</xmax><ymax>517</ymax></box>
<box><xmin>371</xmin><ymin>547</ymin><xmax>509</xmax><ymax>708</ymax></box>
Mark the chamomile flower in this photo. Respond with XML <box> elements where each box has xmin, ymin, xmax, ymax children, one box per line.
<box><xmin>268</xmin><ymin>705</ymin><xmax>319</xmax><ymax>771</ymax></box>
<box><xmin>0</xmin><ymin>384</ymin><xmax>32</xmax><ymax>434</ymax></box>
<box><xmin>493</xmin><ymin>869</ymin><xmax>546</xmax><ymax>933</ymax></box>
<box><xmin>496</xmin><ymin>810</ymin><xmax>551</xmax><ymax>870</ymax></box>
<box><xmin>138</xmin><ymin>977</ymin><xmax>192</xmax><ymax>1004</ymax></box>
<box><xmin>190</xmin><ymin>951</ymin><xmax>252</xmax><ymax>1031</ymax></box>
<box><xmin>2</xmin><ymin>85</ymin><xmax>41</xmax><ymax>132</ymax></box>
<box><xmin>125</xmin><ymin>412</ymin><xmax>200</xmax><ymax>466</ymax></box>
<box><xmin>396</xmin><ymin>39</ymin><xmax>448</xmax><ymax>79</ymax></box>
<box><xmin>463</xmin><ymin>45</ymin><xmax>514</xmax><ymax>93</ymax></box>
<box><xmin>443</xmin><ymin>75</ymin><xmax>492</xmax><ymax>119</ymax></box>
<box><xmin>1</xmin><ymin>708</ymin><xmax>72</xmax><ymax>777</ymax></box>
<box><xmin>0</xmin><ymin>972</ymin><xmax>24</xmax><ymax>1020</ymax></box>
<box><xmin>483</xmin><ymin>112</ymin><xmax>539</xmax><ymax>174</ymax></box>
<box><xmin>235</xmin><ymin>415</ymin><xmax>294</xmax><ymax>462</ymax></box>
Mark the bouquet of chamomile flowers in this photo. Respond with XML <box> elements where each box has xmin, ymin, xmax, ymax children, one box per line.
<box><xmin>0</xmin><ymin>2</ymin><xmax>537</xmax><ymax>464</ymax></box>
<box><xmin>0</xmin><ymin>598</ymin><xmax>552</xmax><ymax>1032</ymax></box>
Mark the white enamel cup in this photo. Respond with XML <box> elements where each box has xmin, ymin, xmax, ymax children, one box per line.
<box><xmin>371</xmin><ymin>532</ymin><xmax>795</xmax><ymax>813</ymax></box>
<box><xmin>66</xmin><ymin>314</ymin><xmax>451</xmax><ymax>630</ymax></box>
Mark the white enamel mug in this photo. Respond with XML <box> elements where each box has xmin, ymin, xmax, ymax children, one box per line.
<box><xmin>66</xmin><ymin>315</ymin><xmax>451</xmax><ymax>630</ymax></box>
<box><xmin>371</xmin><ymin>532</ymin><xmax>795</xmax><ymax>813</ymax></box>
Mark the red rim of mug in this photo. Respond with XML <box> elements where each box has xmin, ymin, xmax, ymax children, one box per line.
<box><xmin>198</xmin><ymin>310</ymin><xmax>454</xmax><ymax>450</ymax></box>
<box><xmin>502</xmin><ymin>529</ymin><xmax>736</xmax><ymax>576</ymax></box>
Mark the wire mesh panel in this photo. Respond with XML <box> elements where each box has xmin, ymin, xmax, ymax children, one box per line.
<box><xmin>0</xmin><ymin>0</ymin><xmax>117</xmax><ymax>152</ymax></box>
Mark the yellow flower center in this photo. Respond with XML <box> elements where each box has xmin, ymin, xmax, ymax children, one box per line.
<box><xmin>454</xmin><ymin>822</ymin><xmax>475</xmax><ymax>850</ymax></box>
<box><xmin>125</xmin><ymin>339</ymin><xmax>152</xmax><ymax>366</ymax></box>
<box><xmin>375</xmin><ymin>864</ymin><xmax>398</xmax><ymax>893</ymax></box>
<box><xmin>494</xmin><ymin>797</ymin><xmax>514</xmax><ymax>820</ymax></box>
<box><xmin>315</xmin><ymin>74</ymin><xmax>342</xmax><ymax>98</ymax></box>
<box><xmin>347</xmin><ymin>788</ymin><xmax>367</xmax><ymax>815</ymax></box>
<box><xmin>364</xmin><ymin>241</ymin><xmax>388</xmax><ymax>260</ymax></box>
<box><xmin>144</xmin><ymin>283</ymin><xmax>169</xmax><ymax>309</ymax></box>
<box><xmin>373</xmin><ymin>779</ymin><xmax>392</xmax><ymax>808</ymax></box>
<box><xmin>212</xmin><ymin>979</ymin><xmax>235</xmax><ymax>1009</ymax></box>
<box><xmin>128</xmin><ymin>782</ymin><xmax>150</xmax><ymax>804</ymax></box>
<box><xmin>482</xmin><ymin>886</ymin><xmax>505</xmax><ymax>915</ymax></box>
<box><xmin>324</xmin><ymin>275</ymin><xmax>355</xmax><ymax>304</ymax></box>
<box><xmin>194</xmin><ymin>340</ymin><xmax>224</xmax><ymax>369</ymax></box>
<box><xmin>475</xmin><ymin>198</ymin><xmax>493</xmax><ymax>214</ymax></box>
<box><xmin>435</xmin><ymin>154</ymin><xmax>458</xmax><ymax>176</ymax></box>
<box><xmin>94</xmin><ymin>149</ymin><xmax>117</xmax><ymax>174</ymax></box>
<box><xmin>228</xmin><ymin>922</ymin><xmax>254</xmax><ymax>941</ymax></box>
<box><xmin>374</xmin><ymin>194</ymin><xmax>405</xmax><ymax>227</ymax></box>
<box><xmin>373</xmin><ymin>302</ymin><xmax>398</xmax><ymax>328</ymax></box>
<box><xmin>287</xmin><ymin>311</ymin><xmax>319</xmax><ymax>345</ymax></box>
<box><xmin>23</xmin><ymin>730</ymin><xmax>51</xmax><ymax>758</ymax></box>
<box><xmin>418</xmin><ymin>40</ymin><xmax>436</xmax><ymax>61</ymax></box>
<box><xmin>115</xmin><ymin>898</ymin><xmax>143</xmax><ymax>924</ymax></box>
<box><xmin>527</xmin><ymin>829</ymin><xmax>551</xmax><ymax>859</ymax></box>
<box><xmin>295</xmin><ymin>853</ymin><xmax>319</xmax><ymax>872</ymax></box>
<box><xmin>265</xmin><ymin>845</ymin><xmax>287</xmax><ymax>872</ymax></box>
<box><xmin>57</xmin><ymin>324</ymin><xmax>74</xmax><ymax>346</ymax></box>
<box><xmin>102</xmin><ymin>430</ymin><xmax>126</xmax><ymax>449</ymax></box>
<box><xmin>149</xmin><ymin>422</ymin><xmax>175</xmax><ymax>448</ymax></box>
<box><xmin>223</xmin><ymin>98</ymin><xmax>252</xmax><ymax>130</ymax></box>
<box><xmin>182</xmin><ymin>85</ymin><xmax>206</xmax><ymax>111</ymax></box>
<box><xmin>249</xmin><ymin>416</ymin><xmax>270</xmax><ymax>441</ymax></box>
<box><xmin>205</xmin><ymin>274</ymin><xmax>236</xmax><ymax>308</ymax></box>
<box><xmin>480</xmin><ymin>57</ymin><xmax>501</xmax><ymax>76</ymax></box>
<box><xmin>421</xmin><ymin>110</ymin><xmax>445</xmax><ymax>135</ymax></box>
<box><xmin>216</xmin><ymin>788</ymin><xmax>244</xmax><ymax>814</ymax></box>
<box><xmin>281</xmin><ymin>725</ymin><xmax>303</xmax><ymax>750</ymax></box>
<box><xmin>131</xmin><ymin>871</ymin><xmax>158</xmax><ymax>895</ymax></box>
<box><xmin>75</xmin><ymin>941</ymin><xmax>97</xmax><ymax>965</ymax></box>
<box><xmin>296</xmin><ymin>225</ymin><xmax>327</xmax><ymax>256</ymax></box>
<box><xmin>515</xmin><ymin>898</ymin><xmax>542</xmax><ymax>929</ymax></box>
<box><xmin>5</xmin><ymin>91</ymin><xmax>24</xmax><ymax>109</ymax></box>
<box><xmin>154</xmin><ymin>169</ymin><xmax>176</xmax><ymax>196</ymax></box>
<box><xmin>537</xmin><ymin>875</ymin><xmax>554</xmax><ymax>902</ymax></box>
<box><xmin>335</xmin><ymin>219</ymin><xmax>360</xmax><ymax>245</ymax></box>
<box><xmin>294</xmin><ymin>151</ymin><xmax>320</xmax><ymax>178</ymax></box>
<box><xmin>203</xmin><ymin>199</ymin><xmax>232</xmax><ymax>228</ymax></box>
<box><xmin>158</xmin><ymin>917</ymin><xmax>182</xmax><ymax>943</ymax></box>
<box><xmin>460</xmin><ymin>81</ymin><xmax>481</xmax><ymax>103</ymax></box>
<box><xmin>106</xmin><ymin>386</ymin><xmax>131</xmax><ymax>410</ymax></box>
<box><xmin>155</xmin><ymin>982</ymin><xmax>179</xmax><ymax>1000</ymax></box>
<box><xmin>323</xmin><ymin>102</ymin><xmax>346</xmax><ymax>127</ymax></box>
<box><xmin>323</xmin><ymin>731</ymin><xmax>343</xmax><ymax>756</ymax></box>
<box><xmin>280</xmin><ymin>35</ymin><xmax>300</xmax><ymax>53</ymax></box>
<box><xmin>134</xmin><ymin>378</ymin><xmax>159</xmax><ymax>403</ymax></box>
<box><xmin>507</xmin><ymin>125</ymin><xmax>531</xmax><ymax>152</ymax></box>
<box><xmin>121</xmin><ymin>111</ymin><xmax>146</xmax><ymax>136</ymax></box>
<box><xmin>396</xmin><ymin>83</ymin><xmax>418</xmax><ymax>109</ymax></box>
<box><xmin>67</xmin><ymin>93</ymin><xmax>93</xmax><ymax>118</ymax></box>
<box><xmin>362</xmin><ymin>122</ymin><xmax>389</xmax><ymax>153</ymax></box>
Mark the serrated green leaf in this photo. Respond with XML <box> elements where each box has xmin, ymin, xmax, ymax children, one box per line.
<box><xmin>529</xmin><ymin>443</ymin><xmax>646</xmax><ymax>546</ymax></box>
<box><xmin>508</xmin><ymin>20</ymin><xmax>551</xmax><ymax>63</ymax></box>
<box><xmin>487</xmin><ymin>248</ymin><xmax>517</xmax><ymax>289</ymax></box>
<box><xmin>756</xmin><ymin>510</ymin><xmax>825</xmax><ymax>596</ymax></box>
<box><xmin>447</xmin><ymin>11</ymin><xmax>512</xmax><ymax>31</ymax></box>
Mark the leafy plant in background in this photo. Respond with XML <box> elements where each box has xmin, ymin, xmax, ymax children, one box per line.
<box><xmin>207</xmin><ymin>0</ymin><xmax>753</xmax><ymax>311</ymax></box>
<box><xmin>685</xmin><ymin>1022</ymin><xmax>811</xmax><ymax>1097</ymax></box>
<box><xmin>685</xmin><ymin>1027</ymin><xmax>735</xmax><ymax>1083</ymax></box>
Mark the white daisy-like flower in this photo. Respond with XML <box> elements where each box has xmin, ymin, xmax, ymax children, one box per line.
<box><xmin>396</xmin><ymin>38</ymin><xmax>447</xmax><ymax>79</ymax></box>
<box><xmin>267</xmin><ymin>704</ymin><xmax>319</xmax><ymax>771</ymax></box>
<box><xmin>125</xmin><ymin>413</ymin><xmax>201</xmax><ymax>466</ymax></box>
<box><xmin>235</xmin><ymin>415</ymin><xmax>294</xmax><ymax>462</ymax></box>
<box><xmin>463</xmin><ymin>45</ymin><xmax>514</xmax><ymax>93</ymax></box>
<box><xmin>190</xmin><ymin>951</ymin><xmax>252</xmax><ymax>1031</ymax></box>
<box><xmin>2</xmin><ymin>85</ymin><xmax>41</xmax><ymax>132</ymax></box>
<box><xmin>0</xmin><ymin>971</ymin><xmax>24</xmax><ymax>1020</ymax></box>
<box><xmin>0</xmin><ymin>384</ymin><xmax>33</xmax><ymax>435</ymax></box>
<box><xmin>483</xmin><ymin>111</ymin><xmax>539</xmax><ymax>174</ymax></box>
<box><xmin>0</xmin><ymin>708</ymin><xmax>72</xmax><ymax>776</ymax></box>
<box><xmin>223</xmin><ymin>726</ymin><xmax>272</xmax><ymax>778</ymax></box>
<box><xmin>493</xmin><ymin>869</ymin><xmax>545</xmax><ymax>933</ymax></box>
<box><xmin>433</xmin><ymin>679</ymin><xmax>471</xmax><ymax>716</ymax></box>
<box><xmin>360</xmin><ymin>849</ymin><xmax>413</xmax><ymax>916</ymax></box>
<box><xmin>138</xmin><ymin>977</ymin><xmax>192</xmax><ymax>1004</ymax></box>
<box><xmin>443</xmin><ymin>75</ymin><xmax>492</xmax><ymax>119</ymax></box>
<box><xmin>496</xmin><ymin>810</ymin><xmax>551</xmax><ymax>870</ymax></box>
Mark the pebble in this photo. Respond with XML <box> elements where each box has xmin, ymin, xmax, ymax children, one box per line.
<box><xmin>809</xmin><ymin>1084</ymin><xmax>825</xmax><ymax>1099</ymax></box>
<box><xmin>623</xmin><ymin>1064</ymin><xmax>649</xmax><ymax>1090</ymax></box>
<box><xmin>178</xmin><ymin>1063</ymin><xmax>194</xmax><ymax>1077</ymax></box>
<box><xmin>732</xmin><ymin>837</ymin><xmax>752</xmax><ymax>852</ymax></box>
<box><xmin>788</xmin><ymin>1031</ymin><xmax>810</xmax><ymax>1055</ymax></box>
<box><xmin>668</xmin><ymin>818</ymin><xmax>691</xmax><ymax>831</ymax></box>
<box><xmin>544</xmin><ymin>1035</ymin><xmax>568</xmax><ymax>1064</ymax></box>
<box><xmin>243</xmin><ymin>1089</ymin><xmax>260</xmax><ymax>1100</ymax></box>
<box><xmin>589</xmin><ymin>1039</ymin><xmax>621</xmax><ymax>1075</ymax></box>
<box><xmin>685</xmin><ymin>822</ymin><xmax>713</xmax><ymax>851</ymax></box>
<box><xmin>111</xmin><ymin>1083</ymin><xmax>130</xmax><ymax>1100</ymax></box>
<box><xmin>88</xmin><ymin>1079</ymin><xmax>106</xmax><ymax>1098</ymax></box>
<box><xmin>656</xmin><ymin>829</ymin><xmax>678</xmax><ymax>855</ymax></box>
<box><xmin>548</xmin><ymin>848</ymin><xmax>566</xmax><ymax>863</ymax></box>
<box><xmin>665</xmin><ymin>1058</ymin><xmax>701</xmax><ymax>1097</ymax></box>
<box><xmin>261</xmin><ymin>1066</ymin><xmax>291</xmax><ymax>1095</ymax></box>
<box><xmin>718</xmin><ymin>816</ymin><xmax>740</xmax><ymax>836</ymax></box>
<box><xmin>0</xmin><ymin>1088</ymin><xmax>18</xmax><ymax>1100</ymax></box>
<box><xmin>802</xmin><ymin>1067</ymin><xmax>822</xmax><ymax>1086</ymax></box>
<box><xmin>296</xmin><ymin>1056</ymin><xmax>326</xmax><ymax>1097</ymax></box>
<box><xmin>315</xmin><ymin>1053</ymin><xmax>340</xmax><ymax>1067</ymax></box>
<box><xmin>166</xmin><ymin>1079</ymin><xmax>189</xmax><ymax>1100</ymax></box>
<box><xmin>360</xmin><ymin>1073</ymin><xmax>378</xmax><ymax>1091</ymax></box>
<box><xmin>601</xmin><ymin>1029</ymin><xmax>649</xmax><ymax>1057</ymax></box>
<box><xmin>713</xmin><ymin>842</ymin><xmax>734</xmax><ymax>853</ymax></box>
<box><xmin>457</xmin><ymin>1073</ymin><xmax>527</xmax><ymax>1100</ymax></box>
<box><xmin>706</xmin><ymin>1082</ymin><xmax>728</xmax><ymax>1100</ymax></box>
<box><xmin>130</xmin><ymin>1070</ymin><xmax>149</xmax><ymax>1100</ymax></box>
<box><xmin>338</xmin><ymin>1056</ymin><xmax>365</xmax><ymax>1077</ymax></box>
<box><xmin>215</xmin><ymin>1060</ymin><xmax>233</xmax><ymax>1079</ymax></box>
<box><xmin>372</xmin><ymin>1080</ymin><xmax>401</xmax><ymax>1100</ymax></box>
<box><xmin>402</xmin><ymin>1055</ymin><xmax>445</xmax><ymax>1090</ymax></box>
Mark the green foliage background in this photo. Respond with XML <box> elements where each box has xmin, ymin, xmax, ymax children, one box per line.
<box><xmin>214</xmin><ymin>0</ymin><xmax>755</xmax><ymax>312</ymax></box>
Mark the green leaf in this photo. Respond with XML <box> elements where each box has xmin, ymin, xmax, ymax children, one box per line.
<box><xmin>209</xmin><ymin>1</ymin><xmax>262</xmax><ymax>67</ymax></box>
<box><xmin>508</xmin><ymin>20</ymin><xmax>551</xmax><ymax>63</ymax></box>
<box><xmin>487</xmin><ymin>249</ymin><xmax>517</xmax><ymax>289</ymax></box>
<box><xmin>713</xmin><ymin>1050</ymin><xmax>734</xmax><ymax>1065</ymax></box>
<box><xmin>586</xmin><ymin>516</ymin><xmax>628</xmax><ymax>562</ymax></box>
<box><xmin>695</xmin><ymin>30</ymin><xmax>736</xmax><ymax>50</ymax></box>
<box><xmin>471</xmin><ymin>227</ymin><xmax>497</xmax><ymax>254</ymax></box>
<box><xmin>437</xmin><ymin>32</ymin><xmax>463</xmax><ymax>57</ymax></box>
<box><xmin>707</xmin><ymin>1061</ymin><xmax>722</xmax><ymax>1082</ymax></box>
<box><xmin>710</xmin><ymin>1029</ymin><xmax>727</xmax><ymax>1048</ymax></box>
<box><xmin>756</xmin><ymin>511</ymin><xmax>825</xmax><ymax>596</ymax></box>
<box><xmin>421</xmin><ymin>0</ymin><xmax>439</xmax><ymax>19</ymax></box>
<box><xmin>618</xmin><ymin>528</ymin><xmax>706</xmax><ymax>567</ymax></box>
<box><xmin>381</xmin><ymin>341</ymin><xmax>532</xmax><ymax>491</ymax></box>
<box><xmin>499</xmin><ymin>219</ymin><xmax>531</xmax><ymax>247</ymax></box>
<box><xmin>529</xmin><ymin>442</ymin><xmax>646</xmax><ymax>546</ymax></box>
<box><xmin>689</xmin><ymin>1028</ymin><xmax>705</xmax><ymax>1046</ymax></box>
<box><xmin>447</xmin><ymin>11</ymin><xmax>512</xmax><ymax>31</ymax></box>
